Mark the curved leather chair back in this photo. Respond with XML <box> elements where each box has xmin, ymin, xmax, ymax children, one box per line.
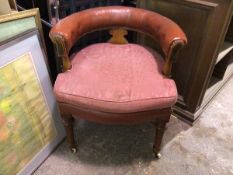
<box><xmin>50</xmin><ymin>6</ymin><xmax>187</xmax><ymax>57</ymax></box>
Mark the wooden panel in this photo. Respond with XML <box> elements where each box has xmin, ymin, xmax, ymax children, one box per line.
<box><xmin>138</xmin><ymin>0</ymin><xmax>218</xmax><ymax>108</ymax></box>
<box><xmin>184</xmin><ymin>0</ymin><xmax>233</xmax><ymax>111</ymax></box>
<box><xmin>138</xmin><ymin>0</ymin><xmax>233</xmax><ymax>122</ymax></box>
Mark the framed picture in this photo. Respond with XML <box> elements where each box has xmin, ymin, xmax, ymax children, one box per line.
<box><xmin>0</xmin><ymin>29</ymin><xmax>65</xmax><ymax>175</ymax></box>
<box><xmin>0</xmin><ymin>8</ymin><xmax>43</xmax><ymax>44</ymax></box>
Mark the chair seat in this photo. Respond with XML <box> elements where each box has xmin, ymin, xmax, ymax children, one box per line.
<box><xmin>54</xmin><ymin>43</ymin><xmax>177</xmax><ymax>113</ymax></box>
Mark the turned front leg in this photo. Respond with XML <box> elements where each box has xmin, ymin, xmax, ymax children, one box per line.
<box><xmin>153</xmin><ymin>120</ymin><xmax>167</xmax><ymax>158</ymax></box>
<box><xmin>62</xmin><ymin>115</ymin><xmax>77</xmax><ymax>153</ymax></box>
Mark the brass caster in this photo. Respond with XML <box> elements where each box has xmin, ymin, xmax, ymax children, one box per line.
<box><xmin>154</xmin><ymin>152</ymin><xmax>162</xmax><ymax>159</ymax></box>
<box><xmin>71</xmin><ymin>147</ymin><xmax>77</xmax><ymax>153</ymax></box>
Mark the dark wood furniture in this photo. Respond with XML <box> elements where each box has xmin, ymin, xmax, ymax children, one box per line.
<box><xmin>56</xmin><ymin>0</ymin><xmax>122</xmax><ymax>19</ymax></box>
<box><xmin>50</xmin><ymin>6</ymin><xmax>187</xmax><ymax>158</ymax></box>
<box><xmin>138</xmin><ymin>0</ymin><xmax>233</xmax><ymax>124</ymax></box>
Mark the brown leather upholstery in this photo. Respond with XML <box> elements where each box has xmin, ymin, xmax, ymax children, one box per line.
<box><xmin>50</xmin><ymin>6</ymin><xmax>187</xmax><ymax>57</ymax></box>
<box><xmin>49</xmin><ymin>6</ymin><xmax>187</xmax><ymax>158</ymax></box>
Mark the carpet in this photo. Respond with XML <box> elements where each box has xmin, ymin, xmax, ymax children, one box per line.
<box><xmin>34</xmin><ymin>78</ymin><xmax>233</xmax><ymax>175</ymax></box>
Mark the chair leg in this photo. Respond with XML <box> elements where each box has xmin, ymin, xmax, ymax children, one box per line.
<box><xmin>153</xmin><ymin>120</ymin><xmax>167</xmax><ymax>159</ymax></box>
<box><xmin>62</xmin><ymin>115</ymin><xmax>77</xmax><ymax>153</ymax></box>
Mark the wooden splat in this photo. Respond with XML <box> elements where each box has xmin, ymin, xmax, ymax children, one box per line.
<box><xmin>108</xmin><ymin>28</ymin><xmax>128</xmax><ymax>44</ymax></box>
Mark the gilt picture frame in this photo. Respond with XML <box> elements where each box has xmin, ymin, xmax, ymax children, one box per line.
<box><xmin>0</xmin><ymin>29</ymin><xmax>65</xmax><ymax>175</ymax></box>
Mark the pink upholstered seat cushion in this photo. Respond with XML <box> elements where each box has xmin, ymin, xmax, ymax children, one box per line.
<box><xmin>54</xmin><ymin>43</ymin><xmax>177</xmax><ymax>113</ymax></box>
